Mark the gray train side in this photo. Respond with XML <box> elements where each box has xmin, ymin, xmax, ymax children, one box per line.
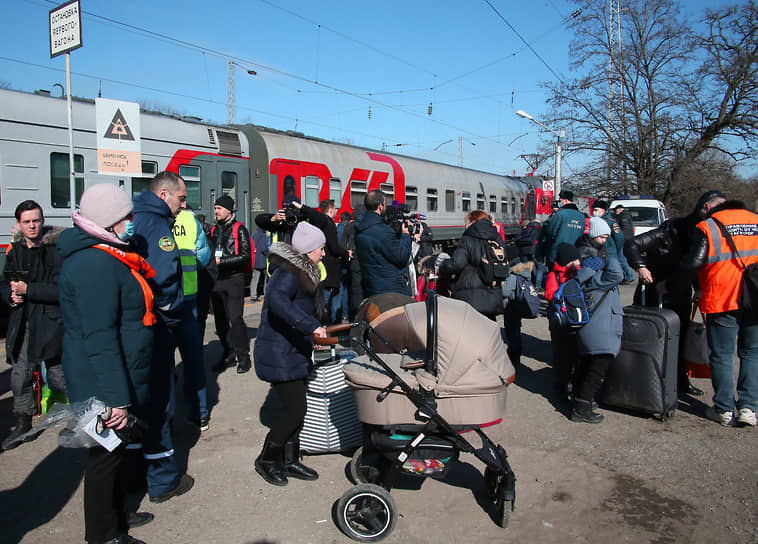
<box><xmin>0</xmin><ymin>88</ymin><xmax>536</xmax><ymax>255</ymax></box>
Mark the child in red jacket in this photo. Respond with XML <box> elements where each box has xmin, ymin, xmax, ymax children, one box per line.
<box><xmin>548</xmin><ymin>243</ymin><xmax>582</xmax><ymax>400</ymax></box>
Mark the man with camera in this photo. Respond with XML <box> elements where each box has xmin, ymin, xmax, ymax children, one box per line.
<box><xmin>1</xmin><ymin>200</ymin><xmax>66</xmax><ymax>451</ymax></box>
<box><xmin>355</xmin><ymin>190</ymin><xmax>413</xmax><ymax>297</ymax></box>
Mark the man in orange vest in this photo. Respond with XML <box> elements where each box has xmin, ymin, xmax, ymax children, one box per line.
<box><xmin>680</xmin><ymin>190</ymin><xmax>758</xmax><ymax>427</ymax></box>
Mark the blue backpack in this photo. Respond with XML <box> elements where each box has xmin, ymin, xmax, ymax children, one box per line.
<box><xmin>547</xmin><ymin>278</ymin><xmax>590</xmax><ymax>329</ymax></box>
<box><xmin>514</xmin><ymin>275</ymin><xmax>541</xmax><ymax>319</ymax></box>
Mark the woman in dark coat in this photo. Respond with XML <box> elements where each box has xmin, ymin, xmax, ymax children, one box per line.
<box><xmin>438</xmin><ymin>210</ymin><xmax>507</xmax><ymax>319</ymax></box>
<box><xmin>57</xmin><ymin>184</ymin><xmax>156</xmax><ymax>544</ymax></box>
<box><xmin>254</xmin><ymin>221</ymin><xmax>327</xmax><ymax>486</ymax></box>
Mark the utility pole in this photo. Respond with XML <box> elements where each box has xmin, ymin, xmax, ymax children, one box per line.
<box><xmin>227</xmin><ymin>61</ymin><xmax>257</xmax><ymax>125</ymax></box>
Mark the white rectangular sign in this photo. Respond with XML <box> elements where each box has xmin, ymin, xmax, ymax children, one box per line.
<box><xmin>49</xmin><ymin>0</ymin><xmax>82</xmax><ymax>58</ymax></box>
<box><xmin>96</xmin><ymin>98</ymin><xmax>142</xmax><ymax>176</ymax></box>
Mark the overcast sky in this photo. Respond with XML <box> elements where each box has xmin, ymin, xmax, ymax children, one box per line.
<box><xmin>4</xmin><ymin>0</ymin><xmax>749</xmax><ymax>179</ymax></box>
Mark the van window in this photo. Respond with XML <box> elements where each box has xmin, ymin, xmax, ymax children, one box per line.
<box><xmin>627</xmin><ymin>206</ymin><xmax>660</xmax><ymax>228</ymax></box>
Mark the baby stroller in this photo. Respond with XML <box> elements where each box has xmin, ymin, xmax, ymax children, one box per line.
<box><xmin>322</xmin><ymin>292</ymin><xmax>517</xmax><ymax>542</ymax></box>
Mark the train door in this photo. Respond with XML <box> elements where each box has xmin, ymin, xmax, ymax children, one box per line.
<box><xmin>215</xmin><ymin>159</ymin><xmax>250</xmax><ymax>229</ymax></box>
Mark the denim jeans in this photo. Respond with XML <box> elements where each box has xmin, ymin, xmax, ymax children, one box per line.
<box><xmin>618</xmin><ymin>252</ymin><xmax>635</xmax><ymax>282</ymax></box>
<box><xmin>706</xmin><ymin>310</ymin><xmax>758</xmax><ymax>413</ymax></box>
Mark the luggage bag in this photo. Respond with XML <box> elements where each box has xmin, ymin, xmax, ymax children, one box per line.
<box><xmin>600</xmin><ymin>299</ymin><xmax>680</xmax><ymax>420</ymax></box>
<box><xmin>300</xmin><ymin>348</ymin><xmax>363</xmax><ymax>454</ymax></box>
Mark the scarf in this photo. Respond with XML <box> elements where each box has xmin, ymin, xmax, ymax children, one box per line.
<box><xmin>93</xmin><ymin>244</ymin><xmax>157</xmax><ymax>326</ymax></box>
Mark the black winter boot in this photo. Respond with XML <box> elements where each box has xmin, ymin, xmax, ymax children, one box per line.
<box><xmin>1</xmin><ymin>415</ymin><xmax>34</xmax><ymax>451</ymax></box>
<box><xmin>571</xmin><ymin>398</ymin><xmax>604</xmax><ymax>424</ymax></box>
<box><xmin>236</xmin><ymin>353</ymin><xmax>251</xmax><ymax>374</ymax></box>
<box><xmin>254</xmin><ymin>435</ymin><xmax>288</xmax><ymax>486</ymax></box>
<box><xmin>284</xmin><ymin>439</ymin><xmax>319</xmax><ymax>481</ymax></box>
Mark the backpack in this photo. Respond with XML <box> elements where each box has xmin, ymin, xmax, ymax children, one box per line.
<box><xmin>515</xmin><ymin>223</ymin><xmax>539</xmax><ymax>247</ymax></box>
<box><xmin>547</xmin><ymin>278</ymin><xmax>590</xmax><ymax>329</ymax></box>
<box><xmin>478</xmin><ymin>239</ymin><xmax>510</xmax><ymax>286</ymax></box>
<box><xmin>211</xmin><ymin>221</ymin><xmax>255</xmax><ymax>274</ymax></box>
<box><xmin>514</xmin><ymin>275</ymin><xmax>541</xmax><ymax>319</ymax></box>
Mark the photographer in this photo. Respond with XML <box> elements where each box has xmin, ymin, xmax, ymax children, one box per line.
<box><xmin>254</xmin><ymin>194</ymin><xmax>302</xmax><ymax>246</ymax></box>
<box><xmin>355</xmin><ymin>190</ymin><xmax>412</xmax><ymax>297</ymax></box>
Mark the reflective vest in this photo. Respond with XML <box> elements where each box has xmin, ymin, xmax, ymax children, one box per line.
<box><xmin>172</xmin><ymin>210</ymin><xmax>198</xmax><ymax>296</ymax></box>
<box><xmin>697</xmin><ymin>208</ymin><xmax>758</xmax><ymax>314</ymax></box>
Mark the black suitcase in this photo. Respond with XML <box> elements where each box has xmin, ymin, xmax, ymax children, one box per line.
<box><xmin>600</xmin><ymin>295</ymin><xmax>680</xmax><ymax>420</ymax></box>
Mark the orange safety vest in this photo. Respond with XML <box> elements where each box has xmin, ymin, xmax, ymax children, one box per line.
<box><xmin>696</xmin><ymin>208</ymin><xmax>758</xmax><ymax>314</ymax></box>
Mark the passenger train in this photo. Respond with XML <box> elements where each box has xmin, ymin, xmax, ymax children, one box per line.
<box><xmin>0</xmin><ymin>87</ymin><xmax>557</xmax><ymax>254</ymax></box>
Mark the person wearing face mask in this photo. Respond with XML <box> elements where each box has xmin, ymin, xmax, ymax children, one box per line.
<box><xmin>57</xmin><ymin>184</ymin><xmax>157</xmax><ymax>544</ymax></box>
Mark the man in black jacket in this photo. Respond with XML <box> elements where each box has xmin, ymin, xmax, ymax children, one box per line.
<box><xmin>625</xmin><ymin>207</ymin><xmax>704</xmax><ymax>397</ymax></box>
<box><xmin>1</xmin><ymin>200</ymin><xmax>66</xmax><ymax>451</ymax></box>
<box><xmin>209</xmin><ymin>195</ymin><xmax>253</xmax><ymax>373</ymax></box>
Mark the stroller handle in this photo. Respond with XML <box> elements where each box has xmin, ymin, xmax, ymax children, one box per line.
<box><xmin>319</xmin><ymin>322</ymin><xmax>356</xmax><ymax>345</ymax></box>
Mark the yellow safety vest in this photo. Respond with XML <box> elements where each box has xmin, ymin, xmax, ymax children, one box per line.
<box><xmin>172</xmin><ymin>210</ymin><xmax>198</xmax><ymax>296</ymax></box>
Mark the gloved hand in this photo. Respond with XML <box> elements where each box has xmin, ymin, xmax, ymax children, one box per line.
<box><xmin>582</xmin><ymin>256</ymin><xmax>605</xmax><ymax>271</ymax></box>
<box><xmin>434</xmin><ymin>252</ymin><xmax>451</xmax><ymax>271</ymax></box>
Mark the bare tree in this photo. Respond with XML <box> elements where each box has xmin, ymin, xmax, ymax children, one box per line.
<box><xmin>545</xmin><ymin>0</ymin><xmax>758</xmax><ymax>204</ymax></box>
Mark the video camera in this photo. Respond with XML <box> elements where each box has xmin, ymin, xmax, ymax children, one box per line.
<box><xmin>385</xmin><ymin>203</ymin><xmax>426</xmax><ymax>236</ymax></box>
<box><xmin>277</xmin><ymin>202</ymin><xmax>301</xmax><ymax>227</ymax></box>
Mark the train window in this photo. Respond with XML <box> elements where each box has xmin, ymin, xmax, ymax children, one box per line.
<box><xmin>351</xmin><ymin>180</ymin><xmax>367</xmax><ymax>208</ymax></box>
<box><xmin>489</xmin><ymin>195</ymin><xmax>497</xmax><ymax>214</ymax></box>
<box><xmin>50</xmin><ymin>152</ymin><xmax>84</xmax><ymax>208</ymax></box>
<box><xmin>445</xmin><ymin>190</ymin><xmax>455</xmax><ymax>212</ymax></box>
<box><xmin>511</xmin><ymin>197</ymin><xmax>517</xmax><ymax>216</ymax></box>
<box><xmin>380</xmin><ymin>183</ymin><xmax>394</xmax><ymax>202</ymax></box>
<box><xmin>179</xmin><ymin>165</ymin><xmax>202</xmax><ymax>209</ymax></box>
<box><xmin>131</xmin><ymin>160</ymin><xmax>158</xmax><ymax>197</ymax></box>
<box><xmin>501</xmin><ymin>196</ymin><xmax>508</xmax><ymax>215</ymax></box>
<box><xmin>329</xmin><ymin>178</ymin><xmax>341</xmax><ymax>204</ymax></box>
<box><xmin>405</xmin><ymin>186</ymin><xmax>418</xmax><ymax>210</ymax></box>
<box><xmin>305</xmin><ymin>176</ymin><xmax>321</xmax><ymax>207</ymax></box>
<box><xmin>427</xmin><ymin>188</ymin><xmax>438</xmax><ymax>212</ymax></box>
<box><xmin>461</xmin><ymin>192</ymin><xmax>471</xmax><ymax>212</ymax></box>
<box><xmin>476</xmin><ymin>193</ymin><xmax>485</xmax><ymax>210</ymax></box>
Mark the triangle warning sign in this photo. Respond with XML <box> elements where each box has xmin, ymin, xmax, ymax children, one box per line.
<box><xmin>104</xmin><ymin>108</ymin><xmax>136</xmax><ymax>141</ymax></box>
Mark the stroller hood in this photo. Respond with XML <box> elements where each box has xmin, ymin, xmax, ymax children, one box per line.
<box><xmin>369</xmin><ymin>297</ymin><xmax>516</xmax><ymax>397</ymax></box>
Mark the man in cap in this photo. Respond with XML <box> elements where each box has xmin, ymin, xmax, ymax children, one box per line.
<box><xmin>539</xmin><ymin>189</ymin><xmax>586</xmax><ymax>269</ymax></box>
<box><xmin>209</xmin><ymin>194</ymin><xmax>254</xmax><ymax>373</ymax></box>
<box><xmin>593</xmin><ymin>200</ymin><xmax>635</xmax><ymax>283</ymax></box>
<box><xmin>679</xmin><ymin>190</ymin><xmax>758</xmax><ymax>427</ymax></box>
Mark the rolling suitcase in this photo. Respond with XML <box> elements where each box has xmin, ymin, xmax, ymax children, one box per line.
<box><xmin>300</xmin><ymin>348</ymin><xmax>363</xmax><ymax>454</ymax></box>
<box><xmin>600</xmin><ymin>289</ymin><xmax>679</xmax><ymax>420</ymax></box>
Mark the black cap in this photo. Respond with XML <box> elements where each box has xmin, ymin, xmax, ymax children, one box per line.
<box><xmin>594</xmin><ymin>200</ymin><xmax>608</xmax><ymax>210</ymax></box>
<box><xmin>556</xmin><ymin>242</ymin><xmax>580</xmax><ymax>266</ymax></box>
<box><xmin>694</xmin><ymin>190</ymin><xmax>726</xmax><ymax>212</ymax></box>
<box><xmin>559</xmin><ymin>189</ymin><xmax>574</xmax><ymax>201</ymax></box>
<box><xmin>214</xmin><ymin>195</ymin><xmax>235</xmax><ymax>212</ymax></box>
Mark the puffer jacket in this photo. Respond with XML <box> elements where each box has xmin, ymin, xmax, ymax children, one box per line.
<box><xmin>57</xmin><ymin>226</ymin><xmax>154</xmax><ymax>409</ymax></box>
<box><xmin>355</xmin><ymin>212</ymin><xmax>412</xmax><ymax>297</ymax></box>
<box><xmin>575</xmin><ymin>257</ymin><xmax>623</xmax><ymax>357</ymax></box>
<box><xmin>253</xmin><ymin>242</ymin><xmax>323</xmax><ymax>383</ymax></box>
<box><xmin>0</xmin><ymin>226</ymin><xmax>64</xmax><ymax>365</ymax></box>
<box><xmin>438</xmin><ymin>219</ymin><xmax>505</xmax><ymax>318</ymax></box>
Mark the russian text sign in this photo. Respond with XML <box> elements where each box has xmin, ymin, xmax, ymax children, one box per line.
<box><xmin>49</xmin><ymin>0</ymin><xmax>82</xmax><ymax>58</ymax></box>
<box><xmin>96</xmin><ymin>98</ymin><xmax>142</xmax><ymax>175</ymax></box>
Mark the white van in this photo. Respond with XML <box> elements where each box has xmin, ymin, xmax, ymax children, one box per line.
<box><xmin>609</xmin><ymin>198</ymin><xmax>668</xmax><ymax>236</ymax></box>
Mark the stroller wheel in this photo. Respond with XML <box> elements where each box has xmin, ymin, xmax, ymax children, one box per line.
<box><xmin>350</xmin><ymin>447</ymin><xmax>368</xmax><ymax>484</ymax></box>
<box><xmin>336</xmin><ymin>483</ymin><xmax>398</xmax><ymax>542</ymax></box>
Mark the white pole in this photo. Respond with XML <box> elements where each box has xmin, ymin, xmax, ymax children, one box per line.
<box><xmin>554</xmin><ymin>135</ymin><xmax>562</xmax><ymax>198</ymax></box>
<box><xmin>66</xmin><ymin>52</ymin><xmax>76</xmax><ymax>216</ymax></box>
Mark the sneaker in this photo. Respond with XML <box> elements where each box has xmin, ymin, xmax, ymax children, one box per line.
<box><xmin>149</xmin><ymin>473</ymin><xmax>195</xmax><ymax>503</ymax></box>
<box><xmin>736</xmin><ymin>408</ymin><xmax>756</xmax><ymax>427</ymax></box>
<box><xmin>199</xmin><ymin>416</ymin><xmax>210</xmax><ymax>432</ymax></box>
<box><xmin>705</xmin><ymin>406</ymin><xmax>735</xmax><ymax>427</ymax></box>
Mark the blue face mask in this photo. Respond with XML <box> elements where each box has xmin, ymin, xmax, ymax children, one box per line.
<box><xmin>118</xmin><ymin>220</ymin><xmax>134</xmax><ymax>241</ymax></box>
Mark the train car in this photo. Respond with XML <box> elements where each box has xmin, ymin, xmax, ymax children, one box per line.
<box><xmin>241</xmin><ymin>125</ymin><xmax>536</xmax><ymax>242</ymax></box>
<box><xmin>1</xmin><ymin>88</ymin><xmax>538</xmax><ymax>254</ymax></box>
<box><xmin>0</xmin><ymin>88</ymin><xmax>251</xmax><ymax>251</ymax></box>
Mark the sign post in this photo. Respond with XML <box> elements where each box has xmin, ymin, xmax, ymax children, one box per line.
<box><xmin>49</xmin><ymin>0</ymin><xmax>82</xmax><ymax>215</ymax></box>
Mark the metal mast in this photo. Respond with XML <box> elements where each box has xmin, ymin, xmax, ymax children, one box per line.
<box><xmin>226</xmin><ymin>60</ymin><xmax>235</xmax><ymax>125</ymax></box>
<box><xmin>608</xmin><ymin>0</ymin><xmax>623</xmax><ymax>190</ymax></box>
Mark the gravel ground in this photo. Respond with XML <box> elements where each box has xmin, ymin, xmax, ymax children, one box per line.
<box><xmin>0</xmin><ymin>283</ymin><xmax>756</xmax><ymax>544</ymax></box>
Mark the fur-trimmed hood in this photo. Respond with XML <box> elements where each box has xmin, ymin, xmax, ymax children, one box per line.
<box><xmin>268</xmin><ymin>241</ymin><xmax>321</xmax><ymax>293</ymax></box>
<box><xmin>12</xmin><ymin>225</ymin><xmax>64</xmax><ymax>246</ymax></box>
